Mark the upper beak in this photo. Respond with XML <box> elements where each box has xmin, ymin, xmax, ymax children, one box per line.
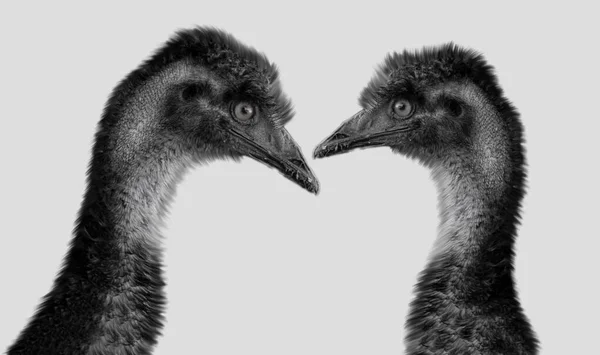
<box><xmin>230</xmin><ymin>126</ymin><xmax>319</xmax><ymax>194</ymax></box>
<box><xmin>313</xmin><ymin>109</ymin><xmax>416</xmax><ymax>159</ymax></box>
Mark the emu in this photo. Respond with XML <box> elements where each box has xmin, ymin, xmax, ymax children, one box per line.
<box><xmin>314</xmin><ymin>43</ymin><xmax>538</xmax><ymax>354</ymax></box>
<box><xmin>8</xmin><ymin>27</ymin><xmax>318</xmax><ymax>355</ymax></box>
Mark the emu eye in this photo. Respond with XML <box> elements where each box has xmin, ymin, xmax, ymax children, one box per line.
<box><xmin>232</xmin><ymin>101</ymin><xmax>256</xmax><ymax>122</ymax></box>
<box><xmin>391</xmin><ymin>98</ymin><xmax>414</xmax><ymax>118</ymax></box>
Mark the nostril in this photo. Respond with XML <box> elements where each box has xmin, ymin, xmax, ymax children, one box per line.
<box><xmin>330</xmin><ymin>133</ymin><xmax>350</xmax><ymax>141</ymax></box>
<box><xmin>289</xmin><ymin>158</ymin><xmax>307</xmax><ymax>171</ymax></box>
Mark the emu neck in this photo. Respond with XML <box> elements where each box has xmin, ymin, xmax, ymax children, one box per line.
<box><xmin>8</xmin><ymin>61</ymin><xmax>194</xmax><ymax>355</ymax></box>
<box><xmin>430</xmin><ymin>160</ymin><xmax>512</xmax><ymax>267</ymax></box>
<box><xmin>428</xmin><ymin>83</ymin><xmax>515</xmax><ymax>285</ymax></box>
<box><xmin>405</xmin><ymin>87</ymin><xmax>536</xmax><ymax>353</ymax></box>
<box><xmin>82</xmin><ymin>61</ymin><xmax>196</xmax><ymax>353</ymax></box>
<box><xmin>78</xmin><ymin>143</ymin><xmax>187</xmax><ymax>354</ymax></box>
<box><xmin>428</xmin><ymin>156</ymin><xmax>516</xmax><ymax>291</ymax></box>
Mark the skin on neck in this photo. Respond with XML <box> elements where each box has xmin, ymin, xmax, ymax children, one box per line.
<box><xmin>86</xmin><ymin>60</ymin><xmax>214</xmax><ymax>353</ymax></box>
<box><xmin>427</xmin><ymin>82</ymin><xmax>512</xmax><ymax>266</ymax></box>
<box><xmin>405</xmin><ymin>82</ymin><xmax>534</xmax><ymax>354</ymax></box>
<box><xmin>102</xmin><ymin>62</ymin><xmax>197</xmax><ymax>247</ymax></box>
<box><xmin>8</xmin><ymin>60</ymin><xmax>209</xmax><ymax>355</ymax></box>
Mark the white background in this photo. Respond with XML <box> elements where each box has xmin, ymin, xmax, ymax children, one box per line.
<box><xmin>0</xmin><ymin>1</ymin><xmax>597</xmax><ymax>354</ymax></box>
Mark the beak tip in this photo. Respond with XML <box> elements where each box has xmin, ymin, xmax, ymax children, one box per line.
<box><xmin>313</xmin><ymin>145</ymin><xmax>327</xmax><ymax>159</ymax></box>
<box><xmin>308</xmin><ymin>179</ymin><xmax>320</xmax><ymax>195</ymax></box>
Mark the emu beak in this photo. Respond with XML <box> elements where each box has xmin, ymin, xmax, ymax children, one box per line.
<box><xmin>230</xmin><ymin>126</ymin><xmax>319</xmax><ymax>194</ymax></box>
<box><xmin>313</xmin><ymin>109</ymin><xmax>416</xmax><ymax>159</ymax></box>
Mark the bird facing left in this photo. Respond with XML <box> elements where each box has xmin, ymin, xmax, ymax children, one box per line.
<box><xmin>6</xmin><ymin>27</ymin><xmax>318</xmax><ymax>355</ymax></box>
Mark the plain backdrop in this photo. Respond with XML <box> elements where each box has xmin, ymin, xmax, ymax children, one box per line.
<box><xmin>0</xmin><ymin>1</ymin><xmax>597</xmax><ymax>354</ymax></box>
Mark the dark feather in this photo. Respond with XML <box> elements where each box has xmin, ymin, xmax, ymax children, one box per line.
<box><xmin>103</xmin><ymin>27</ymin><xmax>293</xmax><ymax>130</ymax></box>
<box><xmin>359</xmin><ymin>42</ymin><xmax>505</xmax><ymax>112</ymax></box>
<box><xmin>7</xmin><ymin>26</ymin><xmax>297</xmax><ymax>355</ymax></box>
<box><xmin>356</xmin><ymin>43</ymin><xmax>538</xmax><ymax>354</ymax></box>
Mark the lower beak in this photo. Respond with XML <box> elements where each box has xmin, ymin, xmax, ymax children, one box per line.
<box><xmin>313</xmin><ymin>126</ymin><xmax>414</xmax><ymax>159</ymax></box>
<box><xmin>313</xmin><ymin>111</ymin><xmax>416</xmax><ymax>159</ymax></box>
<box><xmin>230</xmin><ymin>128</ymin><xmax>319</xmax><ymax>194</ymax></box>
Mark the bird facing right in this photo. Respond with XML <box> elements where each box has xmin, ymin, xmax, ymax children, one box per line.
<box><xmin>6</xmin><ymin>27</ymin><xmax>318</xmax><ymax>355</ymax></box>
<box><xmin>314</xmin><ymin>43</ymin><xmax>539</xmax><ymax>354</ymax></box>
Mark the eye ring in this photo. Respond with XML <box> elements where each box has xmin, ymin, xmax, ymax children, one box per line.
<box><xmin>390</xmin><ymin>98</ymin><xmax>414</xmax><ymax>119</ymax></box>
<box><xmin>231</xmin><ymin>101</ymin><xmax>257</xmax><ymax>123</ymax></box>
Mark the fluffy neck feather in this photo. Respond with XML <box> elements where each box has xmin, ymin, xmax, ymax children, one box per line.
<box><xmin>8</xmin><ymin>61</ymin><xmax>195</xmax><ymax>355</ymax></box>
<box><xmin>405</xmin><ymin>83</ymin><xmax>537</xmax><ymax>354</ymax></box>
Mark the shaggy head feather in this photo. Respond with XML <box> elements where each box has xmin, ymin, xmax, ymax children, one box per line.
<box><xmin>106</xmin><ymin>27</ymin><xmax>294</xmax><ymax>129</ymax></box>
<box><xmin>359</xmin><ymin>43</ymin><xmax>505</xmax><ymax>112</ymax></box>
